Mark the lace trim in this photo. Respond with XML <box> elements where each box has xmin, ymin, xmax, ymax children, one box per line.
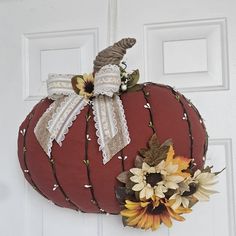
<box><xmin>115</xmin><ymin>95</ymin><xmax>131</xmax><ymax>145</ymax></box>
<box><xmin>92</xmin><ymin>95</ymin><xmax>118</xmax><ymax>148</ymax></box>
<box><xmin>92</xmin><ymin>99</ymin><xmax>103</xmax><ymax>151</ymax></box>
<box><xmin>47</xmin><ymin>94</ymin><xmax>87</xmax><ymax>146</ymax></box>
<box><xmin>94</xmin><ymin>86</ymin><xmax>120</xmax><ymax>97</ymax></box>
<box><xmin>47</xmin><ymin>73</ymin><xmax>75</xmax><ymax>100</ymax></box>
<box><xmin>34</xmin><ymin>97</ymin><xmax>65</xmax><ymax>157</ymax></box>
<box><xmin>55</xmin><ymin>98</ymin><xmax>87</xmax><ymax>145</ymax></box>
<box><xmin>95</xmin><ymin>64</ymin><xmax>120</xmax><ymax>76</ymax></box>
<box><xmin>92</xmin><ymin>95</ymin><xmax>130</xmax><ymax>164</ymax></box>
<box><xmin>94</xmin><ymin>64</ymin><xmax>121</xmax><ymax>97</ymax></box>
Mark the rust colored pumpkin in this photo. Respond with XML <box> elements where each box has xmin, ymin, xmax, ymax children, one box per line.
<box><xmin>18</xmin><ymin>82</ymin><xmax>207</xmax><ymax>214</ymax></box>
<box><xmin>17</xmin><ymin>38</ymin><xmax>207</xmax><ymax>214</ymax></box>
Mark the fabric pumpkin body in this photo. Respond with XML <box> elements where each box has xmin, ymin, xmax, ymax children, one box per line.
<box><xmin>18</xmin><ymin>83</ymin><xmax>207</xmax><ymax>214</ymax></box>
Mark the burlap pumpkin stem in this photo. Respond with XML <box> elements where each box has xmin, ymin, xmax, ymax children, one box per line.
<box><xmin>93</xmin><ymin>38</ymin><xmax>136</xmax><ymax>73</ymax></box>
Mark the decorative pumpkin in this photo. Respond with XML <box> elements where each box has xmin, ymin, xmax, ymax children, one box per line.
<box><xmin>18</xmin><ymin>38</ymin><xmax>217</xmax><ymax>231</ymax></box>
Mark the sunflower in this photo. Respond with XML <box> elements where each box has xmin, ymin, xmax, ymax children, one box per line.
<box><xmin>121</xmin><ymin>198</ymin><xmax>191</xmax><ymax>231</ymax></box>
<box><xmin>130</xmin><ymin>162</ymin><xmax>157</xmax><ymax>200</ymax></box>
<box><xmin>130</xmin><ymin>150</ymin><xmax>190</xmax><ymax>200</ymax></box>
<box><xmin>71</xmin><ymin>73</ymin><xmax>94</xmax><ymax>99</ymax></box>
<box><xmin>168</xmin><ymin>177</ymin><xmax>194</xmax><ymax>209</ymax></box>
<box><xmin>191</xmin><ymin>170</ymin><xmax>218</xmax><ymax>201</ymax></box>
<box><xmin>155</xmin><ymin>160</ymin><xmax>185</xmax><ymax>192</ymax></box>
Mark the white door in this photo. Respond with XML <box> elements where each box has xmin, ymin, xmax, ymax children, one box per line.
<box><xmin>0</xmin><ymin>1</ymin><xmax>235</xmax><ymax>236</ymax></box>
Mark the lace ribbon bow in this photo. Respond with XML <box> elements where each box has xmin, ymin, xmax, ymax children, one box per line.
<box><xmin>34</xmin><ymin>65</ymin><xmax>130</xmax><ymax>164</ymax></box>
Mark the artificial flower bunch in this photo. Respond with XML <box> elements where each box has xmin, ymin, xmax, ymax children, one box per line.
<box><xmin>116</xmin><ymin>133</ymin><xmax>220</xmax><ymax>231</ymax></box>
<box><xmin>70</xmin><ymin>62</ymin><xmax>141</xmax><ymax>100</ymax></box>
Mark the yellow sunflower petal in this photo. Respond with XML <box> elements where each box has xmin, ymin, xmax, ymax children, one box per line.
<box><xmin>160</xmin><ymin>213</ymin><xmax>172</xmax><ymax>228</ymax></box>
<box><xmin>120</xmin><ymin>209</ymin><xmax>139</xmax><ymax>218</ymax></box>
<box><xmin>125</xmin><ymin>200</ymin><xmax>141</xmax><ymax>210</ymax></box>
<box><xmin>140</xmin><ymin>201</ymin><xmax>150</xmax><ymax>208</ymax></box>
<box><xmin>125</xmin><ymin>200</ymin><xmax>140</xmax><ymax>205</ymax></box>
<box><xmin>83</xmin><ymin>73</ymin><xmax>94</xmax><ymax>82</ymax></box>
<box><xmin>152</xmin><ymin>215</ymin><xmax>161</xmax><ymax>231</ymax></box>
<box><xmin>175</xmin><ymin>206</ymin><xmax>192</xmax><ymax>214</ymax></box>
<box><xmin>137</xmin><ymin>212</ymin><xmax>148</xmax><ymax>229</ymax></box>
<box><xmin>167</xmin><ymin>207</ymin><xmax>185</xmax><ymax>221</ymax></box>
<box><xmin>144</xmin><ymin>214</ymin><xmax>153</xmax><ymax>230</ymax></box>
<box><xmin>127</xmin><ymin>209</ymin><xmax>146</xmax><ymax>226</ymax></box>
<box><xmin>75</xmin><ymin>77</ymin><xmax>85</xmax><ymax>90</ymax></box>
<box><xmin>152</xmin><ymin>199</ymin><xmax>160</xmax><ymax>208</ymax></box>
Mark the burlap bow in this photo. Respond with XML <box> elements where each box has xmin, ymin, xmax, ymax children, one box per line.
<box><xmin>34</xmin><ymin>64</ymin><xmax>130</xmax><ymax>164</ymax></box>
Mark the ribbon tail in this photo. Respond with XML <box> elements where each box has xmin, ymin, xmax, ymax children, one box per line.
<box><xmin>34</xmin><ymin>94</ymin><xmax>87</xmax><ymax>157</ymax></box>
<box><xmin>34</xmin><ymin>97</ymin><xmax>64</xmax><ymax>157</ymax></box>
<box><xmin>92</xmin><ymin>95</ymin><xmax>130</xmax><ymax>164</ymax></box>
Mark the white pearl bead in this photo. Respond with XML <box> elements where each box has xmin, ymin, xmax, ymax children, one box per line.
<box><xmin>121</xmin><ymin>84</ymin><xmax>127</xmax><ymax>91</ymax></box>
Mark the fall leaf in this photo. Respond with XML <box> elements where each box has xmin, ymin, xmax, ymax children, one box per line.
<box><xmin>134</xmin><ymin>155</ymin><xmax>144</xmax><ymax>168</ymax></box>
<box><xmin>127</xmin><ymin>69</ymin><xmax>140</xmax><ymax>88</ymax></box>
<box><xmin>117</xmin><ymin>171</ymin><xmax>130</xmax><ymax>184</ymax></box>
<box><xmin>115</xmin><ymin>186</ymin><xmax>137</xmax><ymax>204</ymax></box>
<box><xmin>139</xmin><ymin>133</ymin><xmax>172</xmax><ymax>166</ymax></box>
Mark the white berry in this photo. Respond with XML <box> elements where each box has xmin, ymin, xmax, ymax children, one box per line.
<box><xmin>121</xmin><ymin>84</ymin><xmax>127</xmax><ymax>91</ymax></box>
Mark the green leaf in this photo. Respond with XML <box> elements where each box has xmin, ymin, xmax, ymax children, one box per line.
<box><xmin>148</xmin><ymin>133</ymin><xmax>160</xmax><ymax>150</ymax></box>
<box><xmin>126</xmin><ymin>84</ymin><xmax>143</xmax><ymax>92</ymax></box>
<box><xmin>139</xmin><ymin>148</ymin><xmax>152</xmax><ymax>160</ymax></box>
<box><xmin>115</xmin><ymin>186</ymin><xmax>136</xmax><ymax>204</ymax></box>
<box><xmin>202</xmin><ymin>166</ymin><xmax>213</xmax><ymax>173</ymax></box>
<box><xmin>126</xmin><ymin>175</ymin><xmax>135</xmax><ymax>190</ymax></box>
<box><xmin>160</xmin><ymin>139</ymin><xmax>173</xmax><ymax>148</ymax></box>
<box><xmin>139</xmin><ymin>134</ymin><xmax>172</xmax><ymax>166</ymax></box>
<box><xmin>134</xmin><ymin>155</ymin><xmax>144</xmax><ymax>168</ymax></box>
<box><xmin>71</xmin><ymin>75</ymin><xmax>83</xmax><ymax>95</ymax></box>
<box><xmin>122</xmin><ymin>216</ymin><xmax>128</xmax><ymax>227</ymax></box>
<box><xmin>117</xmin><ymin>171</ymin><xmax>130</xmax><ymax>183</ymax></box>
<box><xmin>214</xmin><ymin>167</ymin><xmax>226</xmax><ymax>175</ymax></box>
<box><xmin>127</xmin><ymin>69</ymin><xmax>140</xmax><ymax>88</ymax></box>
<box><xmin>135</xmin><ymin>191</ymin><xmax>140</xmax><ymax>201</ymax></box>
<box><xmin>115</xmin><ymin>186</ymin><xmax>127</xmax><ymax>204</ymax></box>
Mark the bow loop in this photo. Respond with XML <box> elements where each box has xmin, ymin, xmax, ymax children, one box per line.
<box><xmin>34</xmin><ymin>65</ymin><xmax>130</xmax><ymax>164</ymax></box>
<box><xmin>94</xmin><ymin>65</ymin><xmax>121</xmax><ymax>97</ymax></box>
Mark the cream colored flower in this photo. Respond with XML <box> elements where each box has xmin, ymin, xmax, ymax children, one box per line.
<box><xmin>130</xmin><ymin>162</ymin><xmax>156</xmax><ymax>199</ymax></box>
<box><xmin>130</xmin><ymin>161</ymin><xmax>185</xmax><ymax>200</ymax></box>
<box><xmin>169</xmin><ymin>193</ymin><xmax>190</xmax><ymax>210</ymax></box>
<box><xmin>178</xmin><ymin>177</ymin><xmax>192</xmax><ymax>194</ymax></box>
<box><xmin>192</xmin><ymin>170</ymin><xmax>218</xmax><ymax>201</ymax></box>
<box><xmin>156</xmin><ymin>160</ymin><xmax>185</xmax><ymax>191</ymax></box>
<box><xmin>154</xmin><ymin>184</ymin><xmax>168</xmax><ymax>198</ymax></box>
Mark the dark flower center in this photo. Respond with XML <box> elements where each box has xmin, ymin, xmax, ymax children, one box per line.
<box><xmin>147</xmin><ymin>202</ymin><xmax>167</xmax><ymax>215</ymax></box>
<box><xmin>182</xmin><ymin>182</ymin><xmax>197</xmax><ymax>196</ymax></box>
<box><xmin>165</xmin><ymin>189</ymin><xmax>176</xmax><ymax>199</ymax></box>
<box><xmin>146</xmin><ymin>173</ymin><xmax>162</xmax><ymax>187</ymax></box>
<box><xmin>84</xmin><ymin>81</ymin><xmax>94</xmax><ymax>94</ymax></box>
